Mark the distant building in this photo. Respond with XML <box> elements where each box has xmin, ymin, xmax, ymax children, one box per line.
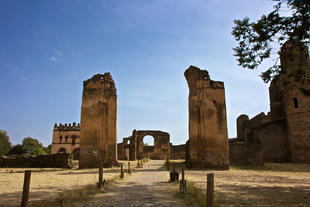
<box><xmin>51</xmin><ymin>122</ymin><xmax>80</xmax><ymax>160</ymax></box>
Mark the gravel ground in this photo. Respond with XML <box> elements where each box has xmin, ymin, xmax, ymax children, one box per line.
<box><xmin>81</xmin><ymin>160</ymin><xmax>186</xmax><ymax>207</ymax></box>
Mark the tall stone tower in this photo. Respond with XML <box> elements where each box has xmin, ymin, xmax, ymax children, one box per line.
<box><xmin>79</xmin><ymin>73</ymin><xmax>117</xmax><ymax>168</ymax></box>
<box><xmin>280</xmin><ymin>40</ymin><xmax>310</xmax><ymax>163</ymax></box>
<box><xmin>185</xmin><ymin>65</ymin><xmax>229</xmax><ymax>169</ymax></box>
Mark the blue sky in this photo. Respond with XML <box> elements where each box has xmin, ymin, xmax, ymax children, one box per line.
<box><xmin>0</xmin><ymin>0</ymin><xmax>276</xmax><ymax>146</ymax></box>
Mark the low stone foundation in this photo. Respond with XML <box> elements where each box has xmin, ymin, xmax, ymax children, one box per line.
<box><xmin>0</xmin><ymin>153</ymin><xmax>74</xmax><ymax>168</ymax></box>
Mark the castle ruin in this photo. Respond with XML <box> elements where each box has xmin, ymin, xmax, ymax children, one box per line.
<box><xmin>230</xmin><ymin>40</ymin><xmax>310</xmax><ymax>164</ymax></box>
<box><xmin>79</xmin><ymin>73</ymin><xmax>117</xmax><ymax>168</ymax></box>
<box><xmin>184</xmin><ymin>65</ymin><xmax>229</xmax><ymax>169</ymax></box>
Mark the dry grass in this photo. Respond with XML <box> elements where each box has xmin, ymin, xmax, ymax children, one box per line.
<box><xmin>0</xmin><ymin>162</ymin><xmax>135</xmax><ymax>207</ymax></box>
<box><xmin>168</xmin><ymin>160</ymin><xmax>310</xmax><ymax>207</ymax></box>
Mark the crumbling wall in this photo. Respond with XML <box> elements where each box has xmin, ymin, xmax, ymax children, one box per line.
<box><xmin>0</xmin><ymin>153</ymin><xmax>74</xmax><ymax>168</ymax></box>
<box><xmin>229</xmin><ymin>132</ymin><xmax>263</xmax><ymax>166</ymax></box>
<box><xmin>117</xmin><ymin>137</ymin><xmax>130</xmax><ymax>160</ymax></box>
<box><xmin>185</xmin><ymin>65</ymin><xmax>229</xmax><ymax>169</ymax></box>
<box><xmin>136</xmin><ymin>130</ymin><xmax>170</xmax><ymax>160</ymax></box>
<box><xmin>170</xmin><ymin>144</ymin><xmax>186</xmax><ymax>159</ymax></box>
<box><xmin>143</xmin><ymin>146</ymin><xmax>154</xmax><ymax>158</ymax></box>
<box><xmin>79</xmin><ymin>73</ymin><xmax>117</xmax><ymax>168</ymax></box>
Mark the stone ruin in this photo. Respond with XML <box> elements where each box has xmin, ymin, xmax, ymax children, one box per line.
<box><xmin>79</xmin><ymin>73</ymin><xmax>118</xmax><ymax>168</ymax></box>
<box><xmin>184</xmin><ymin>65</ymin><xmax>229</xmax><ymax>169</ymax></box>
<box><xmin>0</xmin><ymin>153</ymin><xmax>74</xmax><ymax>168</ymax></box>
<box><xmin>118</xmin><ymin>130</ymin><xmax>171</xmax><ymax>160</ymax></box>
<box><xmin>46</xmin><ymin>41</ymin><xmax>310</xmax><ymax>169</ymax></box>
<box><xmin>230</xmin><ymin>40</ymin><xmax>310</xmax><ymax>165</ymax></box>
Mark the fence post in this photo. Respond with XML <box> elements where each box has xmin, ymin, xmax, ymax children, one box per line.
<box><xmin>21</xmin><ymin>170</ymin><xmax>31</xmax><ymax>207</ymax></box>
<box><xmin>206</xmin><ymin>173</ymin><xmax>214</xmax><ymax>207</ymax></box>
<box><xmin>120</xmin><ymin>164</ymin><xmax>124</xmax><ymax>179</ymax></box>
<box><xmin>128</xmin><ymin>162</ymin><xmax>131</xmax><ymax>174</ymax></box>
<box><xmin>98</xmin><ymin>161</ymin><xmax>104</xmax><ymax>192</ymax></box>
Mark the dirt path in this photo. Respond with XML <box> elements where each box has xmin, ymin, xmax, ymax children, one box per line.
<box><xmin>82</xmin><ymin>160</ymin><xmax>185</xmax><ymax>207</ymax></box>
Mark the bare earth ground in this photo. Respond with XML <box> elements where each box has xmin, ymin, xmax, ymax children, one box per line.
<box><xmin>78</xmin><ymin>160</ymin><xmax>186</xmax><ymax>207</ymax></box>
<box><xmin>1</xmin><ymin>160</ymin><xmax>310</xmax><ymax>207</ymax></box>
<box><xmin>0</xmin><ymin>166</ymin><xmax>122</xmax><ymax>207</ymax></box>
<box><xmin>182</xmin><ymin>162</ymin><xmax>310</xmax><ymax>207</ymax></box>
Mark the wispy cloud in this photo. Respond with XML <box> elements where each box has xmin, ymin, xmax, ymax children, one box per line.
<box><xmin>50</xmin><ymin>56</ymin><xmax>58</xmax><ymax>62</ymax></box>
<box><xmin>52</xmin><ymin>49</ymin><xmax>63</xmax><ymax>56</ymax></box>
<box><xmin>50</xmin><ymin>49</ymin><xmax>63</xmax><ymax>63</ymax></box>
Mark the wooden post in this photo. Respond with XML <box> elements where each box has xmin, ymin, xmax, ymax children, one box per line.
<box><xmin>98</xmin><ymin>161</ymin><xmax>104</xmax><ymax>192</ymax></box>
<box><xmin>21</xmin><ymin>170</ymin><xmax>31</xmax><ymax>207</ymax></box>
<box><xmin>179</xmin><ymin>165</ymin><xmax>186</xmax><ymax>192</ymax></box>
<box><xmin>120</xmin><ymin>164</ymin><xmax>124</xmax><ymax>179</ymax></box>
<box><xmin>206</xmin><ymin>173</ymin><xmax>214</xmax><ymax>207</ymax></box>
<box><xmin>166</xmin><ymin>158</ymin><xmax>169</xmax><ymax>170</ymax></box>
<box><xmin>128</xmin><ymin>162</ymin><xmax>131</xmax><ymax>174</ymax></box>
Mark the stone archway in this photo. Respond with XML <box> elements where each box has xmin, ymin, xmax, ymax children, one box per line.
<box><xmin>142</xmin><ymin>135</ymin><xmax>155</xmax><ymax>158</ymax></box>
<box><xmin>72</xmin><ymin>148</ymin><xmax>80</xmax><ymax>160</ymax></box>
<box><xmin>135</xmin><ymin>130</ymin><xmax>170</xmax><ymax>160</ymax></box>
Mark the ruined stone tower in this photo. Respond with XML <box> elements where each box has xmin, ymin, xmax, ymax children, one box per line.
<box><xmin>280</xmin><ymin>40</ymin><xmax>310</xmax><ymax>163</ymax></box>
<box><xmin>185</xmin><ymin>65</ymin><xmax>229</xmax><ymax>169</ymax></box>
<box><xmin>79</xmin><ymin>73</ymin><xmax>117</xmax><ymax>168</ymax></box>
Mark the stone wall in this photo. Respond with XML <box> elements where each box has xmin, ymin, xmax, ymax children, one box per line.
<box><xmin>79</xmin><ymin>73</ymin><xmax>118</xmax><ymax>168</ymax></box>
<box><xmin>170</xmin><ymin>144</ymin><xmax>186</xmax><ymax>159</ymax></box>
<box><xmin>229</xmin><ymin>132</ymin><xmax>263</xmax><ymax>166</ymax></box>
<box><xmin>136</xmin><ymin>130</ymin><xmax>170</xmax><ymax>160</ymax></box>
<box><xmin>280</xmin><ymin>40</ymin><xmax>310</xmax><ymax>163</ymax></box>
<box><xmin>233</xmin><ymin>41</ymin><xmax>310</xmax><ymax>164</ymax></box>
<box><xmin>0</xmin><ymin>153</ymin><xmax>74</xmax><ymax>168</ymax></box>
<box><xmin>185</xmin><ymin>65</ymin><xmax>229</xmax><ymax>169</ymax></box>
<box><xmin>253</xmin><ymin>119</ymin><xmax>289</xmax><ymax>162</ymax></box>
<box><xmin>143</xmin><ymin>146</ymin><xmax>154</xmax><ymax>158</ymax></box>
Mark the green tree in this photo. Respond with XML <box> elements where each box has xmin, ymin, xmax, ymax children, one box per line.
<box><xmin>7</xmin><ymin>144</ymin><xmax>27</xmax><ymax>155</ymax></box>
<box><xmin>22</xmin><ymin>137</ymin><xmax>44</xmax><ymax>154</ymax></box>
<box><xmin>232</xmin><ymin>0</ymin><xmax>310</xmax><ymax>82</ymax></box>
<box><xmin>31</xmin><ymin>147</ymin><xmax>47</xmax><ymax>155</ymax></box>
<box><xmin>43</xmin><ymin>144</ymin><xmax>52</xmax><ymax>154</ymax></box>
<box><xmin>0</xmin><ymin>130</ymin><xmax>11</xmax><ymax>156</ymax></box>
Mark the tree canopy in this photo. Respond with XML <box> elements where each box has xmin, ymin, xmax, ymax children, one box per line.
<box><xmin>7</xmin><ymin>144</ymin><xmax>27</xmax><ymax>155</ymax></box>
<box><xmin>0</xmin><ymin>130</ymin><xmax>12</xmax><ymax>156</ymax></box>
<box><xmin>22</xmin><ymin>137</ymin><xmax>44</xmax><ymax>154</ymax></box>
<box><xmin>232</xmin><ymin>0</ymin><xmax>310</xmax><ymax>83</ymax></box>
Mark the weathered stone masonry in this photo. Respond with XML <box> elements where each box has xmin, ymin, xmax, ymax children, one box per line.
<box><xmin>79</xmin><ymin>73</ymin><xmax>117</xmax><ymax>168</ymax></box>
<box><xmin>185</xmin><ymin>65</ymin><xmax>229</xmax><ymax>169</ymax></box>
<box><xmin>51</xmin><ymin>122</ymin><xmax>80</xmax><ymax>160</ymax></box>
<box><xmin>230</xmin><ymin>40</ymin><xmax>310</xmax><ymax>165</ymax></box>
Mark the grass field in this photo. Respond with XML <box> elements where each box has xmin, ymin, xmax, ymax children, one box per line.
<box><xmin>0</xmin><ymin>161</ymin><xmax>135</xmax><ymax>207</ymax></box>
<box><xmin>167</xmin><ymin>160</ymin><xmax>310</xmax><ymax>207</ymax></box>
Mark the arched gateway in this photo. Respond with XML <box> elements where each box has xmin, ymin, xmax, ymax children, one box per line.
<box><xmin>119</xmin><ymin>130</ymin><xmax>170</xmax><ymax>160</ymax></box>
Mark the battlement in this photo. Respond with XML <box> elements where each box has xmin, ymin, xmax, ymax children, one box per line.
<box><xmin>247</xmin><ymin>112</ymin><xmax>271</xmax><ymax>128</ymax></box>
<box><xmin>54</xmin><ymin>122</ymin><xmax>80</xmax><ymax>131</ymax></box>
